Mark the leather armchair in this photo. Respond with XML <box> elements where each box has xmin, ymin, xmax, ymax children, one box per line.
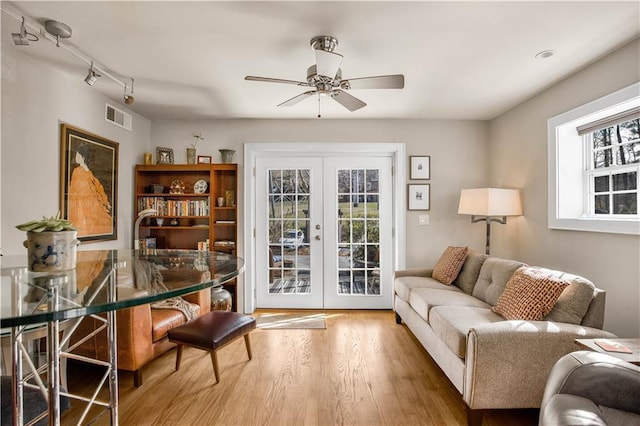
<box><xmin>70</xmin><ymin>271</ymin><xmax>211</xmax><ymax>387</ymax></box>
<box><xmin>539</xmin><ymin>350</ymin><xmax>640</xmax><ymax>426</ymax></box>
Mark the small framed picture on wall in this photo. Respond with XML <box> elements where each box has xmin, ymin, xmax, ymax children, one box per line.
<box><xmin>408</xmin><ymin>184</ymin><xmax>430</xmax><ymax>210</ymax></box>
<box><xmin>410</xmin><ymin>155</ymin><xmax>430</xmax><ymax>180</ymax></box>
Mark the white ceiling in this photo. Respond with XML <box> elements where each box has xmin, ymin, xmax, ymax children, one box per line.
<box><xmin>2</xmin><ymin>1</ymin><xmax>639</xmax><ymax>121</ymax></box>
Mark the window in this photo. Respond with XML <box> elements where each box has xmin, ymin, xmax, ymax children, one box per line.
<box><xmin>548</xmin><ymin>82</ymin><xmax>640</xmax><ymax>235</ymax></box>
<box><xmin>583</xmin><ymin>115</ymin><xmax>640</xmax><ymax>216</ymax></box>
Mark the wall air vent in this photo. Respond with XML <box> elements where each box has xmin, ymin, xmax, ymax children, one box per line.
<box><xmin>105</xmin><ymin>103</ymin><xmax>132</xmax><ymax>131</ymax></box>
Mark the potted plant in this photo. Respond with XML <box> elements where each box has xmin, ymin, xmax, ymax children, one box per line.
<box><xmin>16</xmin><ymin>212</ymin><xmax>80</xmax><ymax>272</ymax></box>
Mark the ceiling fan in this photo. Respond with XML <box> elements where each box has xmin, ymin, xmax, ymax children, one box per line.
<box><xmin>245</xmin><ymin>35</ymin><xmax>404</xmax><ymax>117</ymax></box>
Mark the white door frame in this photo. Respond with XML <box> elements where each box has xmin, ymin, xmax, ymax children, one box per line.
<box><xmin>243</xmin><ymin>142</ymin><xmax>406</xmax><ymax>313</ymax></box>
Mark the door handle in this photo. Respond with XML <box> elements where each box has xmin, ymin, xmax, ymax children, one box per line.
<box><xmin>315</xmin><ymin>235</ymin><xmax>321</xmax><ymax>240</ymax></box>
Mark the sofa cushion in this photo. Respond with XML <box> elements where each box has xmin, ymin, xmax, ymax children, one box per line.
<box><xmin>429</xmin><ymin>306</ymin><xmax>503</xmax><ymax>358</ymax></box>
<box><xmin>492</xmin><ymin>266</ymin><xmax>569</xmax><ymax>321</ymax></box>
<box><xmin>472</xmin><ymin>257</ymin><xmax>526</xmax><ymax>306</ymax></box>
<box><xmin>432</xmin><ymin>246</ymin><xmax>468</xmax><ymax>285</ymax></box>
<box><xmin>394</xmin><ymin>276</ymin><xmax>462</xmax><ymax>302</ymax></box>
<box><xmin>453</xmin><ymin>250</ymin><xmax>489</xmax><ymax>295</ymax></box>
<box><xmin>545</xmin><ymin>273</ymin><xmax>596</xmax><ymax>325</ymax></box>
<box><xmin>409</xmin><ymin>288</ymin><xmax>490</xmax><ymax>323</ymax></box>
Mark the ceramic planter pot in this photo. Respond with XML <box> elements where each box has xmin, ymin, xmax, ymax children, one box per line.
<box><xmin>23</xmin><ymin>230</ymin><xmax>80</xmax><ymax>272</ymax></box>
<box><xmin>219</xmin><ymin>149</ymin><xmax>235</xmax><ymax>163</ymax></box>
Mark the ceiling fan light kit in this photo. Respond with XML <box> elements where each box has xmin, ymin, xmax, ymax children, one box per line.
<box><xmin>245</xmin><ymin>35</ymin><xmax>405</xmax><ymax>117</ymax></box>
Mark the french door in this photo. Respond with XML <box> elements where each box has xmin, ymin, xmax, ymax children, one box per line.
<box><xmin>255</xmin><ymin>156</ymin><xmax>393</xmax><ymax>309</ymax></box>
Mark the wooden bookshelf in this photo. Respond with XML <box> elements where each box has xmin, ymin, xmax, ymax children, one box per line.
<box><xmin>134</xmin><ymin>163</ymin><xmax>238</xmax><ymax>308</ymax></box>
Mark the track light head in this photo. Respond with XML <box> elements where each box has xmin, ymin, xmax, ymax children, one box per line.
<box><xmin>84</xmin><ymin>62</ymin><xmax>101</xmax><ymax>86</ymax></box>
<box><xmin>12</xmin><ymin>17</ymin><xmax>37</xmax><ymax>46</ymax></box>
<box><xmin>84</xmin><ymin>73</ymin><xmax>97</xmax><ymax>86</ymax></box>
<box><xmin>123</xmin><ymin>78</ymin><xmax>135</xmax><ymax>104</ymax></box>
<box><xmin>12</xmin><ymin>32</ymin><xmax>29</xmax><ymax>46</ymax></box>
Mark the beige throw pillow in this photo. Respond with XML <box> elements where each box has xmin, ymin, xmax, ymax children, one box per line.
<box><xmin>432</xmin><ymin>246</ymin><xmax>468</xmax><ymax>285</ymax></box>
<box><xmin>492</xmin><ymin>266</ymin><xmax>569</xmax><ymax>321</ymax></box>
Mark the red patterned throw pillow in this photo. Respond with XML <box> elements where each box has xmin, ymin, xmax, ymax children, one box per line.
<box><xmin>432</xmin><ymin>246</ymin><xmax>468</xmax><ymax>285</ymax></box>
<box><xmin>492</xmin><ymin>266</ymin><xmax>569</xmax><ymax>320</ymax></box>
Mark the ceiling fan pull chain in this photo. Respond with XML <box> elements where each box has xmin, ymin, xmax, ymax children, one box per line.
<box><xmin>317</xmin><ymin>95</ymin><xmax>321</xmax><ymax>119</ymax></box>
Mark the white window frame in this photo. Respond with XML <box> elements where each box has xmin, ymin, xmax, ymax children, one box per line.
<box><xmin>548</xmin><ymin>82</ymin><xmax>640</xmax><ymax>235</ymax></box>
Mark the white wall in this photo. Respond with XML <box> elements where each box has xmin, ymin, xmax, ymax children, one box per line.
<box><xmin>151</xmin><ymin>118</ymin><xmax>489</xmax><ymax>269</ymax></box>
<box><xmin>1</xmin><ymin>43</ymin><xmax>152</xmax><ymax>255</ymax></box>
<box><xmin>489</xmin><ymin>38</ymin><xmax>640</xmax><ymax>337</ymax></box>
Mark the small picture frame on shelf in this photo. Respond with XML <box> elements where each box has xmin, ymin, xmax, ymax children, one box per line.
<box><xmin>197</xmin><ymin>155</ymin><xmax>212</xmax><ymax>164</ymax></box>
<box><xmin>410</xmin><ymin>155</ymin><xmax>430</xmax><ymax>180</ymax></box>
<box><xmin>408</xmin><ymin>184</ymin><xmax>430</xmax><ymax>210</ymax></box>
<box><xmin>156</xmin><ymin>147</ymin><xmax>174</xmax><ymax>164</ymax></box>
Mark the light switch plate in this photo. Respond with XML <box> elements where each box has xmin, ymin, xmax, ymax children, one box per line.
<box><xmin>419</xmin><ymin>215</ymin><xmax>429</xmax><ymax>225</ymax></box>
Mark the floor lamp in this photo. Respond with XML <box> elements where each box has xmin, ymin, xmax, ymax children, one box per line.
<box><xmin>458</xmin><ymin>188</ymin><xmax>522</xmax><ymax>255</ymax></box>
<box><xmin>134</xmin><ymin>208</ymin><xmax>157</xmax><ymax>249</ymax></box>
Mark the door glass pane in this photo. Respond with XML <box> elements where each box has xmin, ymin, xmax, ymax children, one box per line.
<box><xmin>367</xmin><ymin>270</ymin><xmax>380</xmax><ymax>295</ymax></box>
<box><xmin>267</xmin><ymin>168</ymin><xmax>311</xmax><ymax>295</ymax></box>
<box><xmin>336</xmin><ymin>168</ymin><xmax>382</xmax><ymax>296</ymax></box>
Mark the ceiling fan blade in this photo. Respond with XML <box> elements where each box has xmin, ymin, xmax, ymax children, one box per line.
<box><xmin>245</xmin><ymin>76</ymin><xmax>310</xmax><ymax>86</ymax></box>
<box><xmin>277</xmin><ymin>91</ymin><xmax>316</xmax><ymax>107</ymax></box>
<box><xmin>331</xmin><ymin>89</ymin><xmax>367</xmax><ymax>112</ymax></box>
<box><xmin>342</xmin><ymin>74</ymin><xmax>405</xmax><ymax>90</ymax></box>
<box><xmin>315</xmin><ymin>50</ymin><xmax>343</xmax><ymax>79</ymax></box>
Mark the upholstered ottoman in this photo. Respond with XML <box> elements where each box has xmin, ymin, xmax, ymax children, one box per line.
<box><xmin>167</xmin><ymin>311</ymin><xmax>256</xmax><ymax>383</ymax></box>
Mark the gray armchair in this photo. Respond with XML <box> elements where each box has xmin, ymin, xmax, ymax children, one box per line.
<box><xmin>539</xmin><ymin>350</ymin><xmax>640</xmax><ymax>426</ymax></box>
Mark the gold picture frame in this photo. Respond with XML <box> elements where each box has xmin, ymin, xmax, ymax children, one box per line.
<box><xmin>60</xmin><ymin>123</ymin><xmax>119</xmax><ymax>242</ymax></box>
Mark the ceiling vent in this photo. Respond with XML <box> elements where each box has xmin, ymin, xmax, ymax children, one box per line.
<box><xmin>105</xmin><ymin>103</ymin><xmax>132</xmax><ymax>131</ymax></box>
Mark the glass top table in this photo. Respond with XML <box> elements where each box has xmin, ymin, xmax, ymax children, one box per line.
<box><xmin>1</xmin><ymin>249</ymin><xmax>243</xmax><ymax>328</ymax></box>
<box><xmin>1</xmin><ymin>249</ymin><xmax>244</xmax><ymax>426</ymax></box>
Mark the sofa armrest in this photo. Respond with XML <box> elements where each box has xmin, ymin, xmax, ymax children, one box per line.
<box><xmin>394</xmin><ymin>268</ymin><xmax>433</xmax><ymax>278</ymax></box>
<box><xmin>464</xmin><ymin>321</ymin><xmax>617</xmax><ymax>410</ymax></box>
<box><xmin>182</xmin><ymin>288</ymin><xmax>211</xmax><ymax>315</ymax></box>
<box><xmin>541</xmin><ymin>350</ymin><xmax>640</xmax><ymax>417</ymax></box>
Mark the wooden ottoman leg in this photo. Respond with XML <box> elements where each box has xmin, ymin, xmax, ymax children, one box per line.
<box><xmin>244</xmin><ymin>334</ymin><xmax>253</xmax><ymax>360</ymax></box>
<box><xmin>210</xmin><ymin>350</ymin><xmax>220</xmax><ymax>383</ymax></box>
<box><xmin>175</xmin><ymin>345</ymin><xmax>183</xmax><ymax>371</ymax></box>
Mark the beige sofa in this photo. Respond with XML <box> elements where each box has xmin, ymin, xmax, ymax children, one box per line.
<box><xmin>393</xmin><ymin>251</ymin><xmax>616</xmax><ymax>425</ymax></box>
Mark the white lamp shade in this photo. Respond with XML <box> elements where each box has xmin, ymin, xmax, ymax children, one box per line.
<box><xmin>315</xmin><ymin>49</ymin><xmax>343</xmax><ymax>78</ymax></box>
<box><xmin>458</xmin><ymin>188</ymin><xmax>522</xmax><ymax>216</ymax></box>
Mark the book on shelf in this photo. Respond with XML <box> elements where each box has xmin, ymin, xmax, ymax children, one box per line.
<box><xmin>594</xmin><ymin>339</ymin><xmax>633</xmax><ymax>354</ymax></box>
<box><xmin>213</xmin><ymin>240</ymin><xmax>235</xmax><ymax>247</ymax></box>
<box><xmin>215</xmin><ymin>220</ymin><xmax>235</xmax><ymax>224</ymax></box>
<box><xmin>137</xmin><ymin>197</ymin><xmax>209</xmax><ymax>216</ymax></box>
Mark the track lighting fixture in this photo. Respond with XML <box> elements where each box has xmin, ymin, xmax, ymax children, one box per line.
<box><xmin>124</xmin><ymin>79</ymin><xmax>135</xmax><ymax>105</ymax></box>
<box><xmin>2</xmin><ymin>6</ymin><xmax>136</xmax><ymax>104</ymax></box>
<box><xmin>84</xmin><ymin>62</ymin><xmax>101</xmax><ymax>86</ymax></box>
<box><xmin>11</xmin><ymin>16</ymin><xmax>38</xmax><ymax>46</ymax></box>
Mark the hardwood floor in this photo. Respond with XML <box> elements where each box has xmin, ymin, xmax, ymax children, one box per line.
<box><xmin>63</xmin><ymin>310</ymin><xmax>538</xmax><ymax>425</ymax></box>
